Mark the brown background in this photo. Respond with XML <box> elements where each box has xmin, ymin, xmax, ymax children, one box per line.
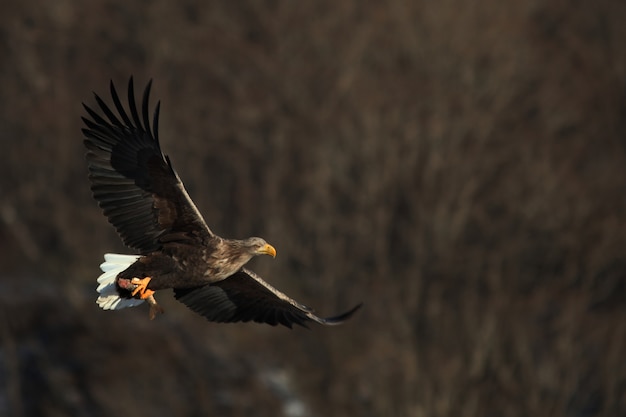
<box><xmin>2</xmin><ymin>1</ymin><xmax>626</xmax><ymax>416</ymax></box>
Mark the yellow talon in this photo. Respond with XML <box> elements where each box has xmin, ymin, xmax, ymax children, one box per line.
<box><xmin>130</xmin><ymin>277</ymin><xmax>154</xmax><ymax>299</ymax></box>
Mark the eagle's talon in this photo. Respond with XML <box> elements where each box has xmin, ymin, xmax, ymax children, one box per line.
<box><xmin>130</xmin><ymin>277</ymin><xmax>154</xmax><ymax>299</ymax></box>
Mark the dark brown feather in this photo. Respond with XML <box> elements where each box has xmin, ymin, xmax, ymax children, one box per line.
<box><xmin>82</xmin><ymin>78</ymin><xmax>214</xmax><ymax>253</ymax></box>
<box><xmin>174</xmin><ymin>268</ymin><xmax>363</xmax><ymax>328</ymax></box>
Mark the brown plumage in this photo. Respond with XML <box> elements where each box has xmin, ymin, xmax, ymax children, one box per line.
<box><xmin>82</xmin><ymin>78</ymin><xmax>361</xmax><ymax>328</ymax></box>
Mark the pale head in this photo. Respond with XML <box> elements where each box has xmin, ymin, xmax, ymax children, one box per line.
<box><xmin>242</xmin><ymin>237</ymin><xmax>277</xmax><ymax>258</ymax></box>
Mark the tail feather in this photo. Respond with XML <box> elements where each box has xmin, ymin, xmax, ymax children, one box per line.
<box><xmin>96</xmin><ymin>253</ymin><xmax>144</xmax><ymax>310</ymax></box>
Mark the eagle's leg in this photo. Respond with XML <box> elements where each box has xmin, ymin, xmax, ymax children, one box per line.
<box><xmin>130</xmin><ymin>277</ymin><xmax>154</xmax><ymax>299</ymax></box>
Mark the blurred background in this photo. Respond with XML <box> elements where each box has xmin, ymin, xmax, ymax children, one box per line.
<box><xmin>2</xmin><ymin>1</ymin><xmax>626</xmax><ymax>416</ymax></box>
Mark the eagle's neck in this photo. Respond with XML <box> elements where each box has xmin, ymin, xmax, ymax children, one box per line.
<box><xmin>203</xmin><ymin>239</ymin><xmax>254</xmax><ymax>281</ymax></box>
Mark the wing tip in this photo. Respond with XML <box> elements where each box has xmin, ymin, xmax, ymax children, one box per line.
<box><xmin>312</xmin><ymin>302</ymin><xmax>363</xmax><ymax>326</ymax></box>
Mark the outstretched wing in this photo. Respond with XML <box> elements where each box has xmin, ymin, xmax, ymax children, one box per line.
<box><xmin>82</xmin><ymin>78</ymin><xmax>214</xmax><ymax>253</ymax></box>
<box><xmin>174</xmin><ymin>268</ymin><xmax>362</xmax><ymax>328</ymax></box>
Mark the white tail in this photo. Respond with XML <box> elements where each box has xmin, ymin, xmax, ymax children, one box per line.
<box><xmin>96</xmin><ymin>253</ymin><xmax>144</xmax><ymax>310</ymax></box>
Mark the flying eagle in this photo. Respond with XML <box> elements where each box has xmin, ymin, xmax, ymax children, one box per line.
<box><xmin>82</xmin><ymin>78</ymin><xmax>361</xmax><ymax>328</ymax></box>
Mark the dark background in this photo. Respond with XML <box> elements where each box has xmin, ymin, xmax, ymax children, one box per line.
<box><xmin>2</xmin><ymin>1</ymin><xmax>626</xmax><ymax>416</ymax></box>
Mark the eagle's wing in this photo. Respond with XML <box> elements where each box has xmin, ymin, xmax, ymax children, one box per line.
<box><xmin>82</xmin><ymin>78</ymin><xmax>214</xmax><ymax>253</ymax></box>
<box><xmin>174</xmin><ymin>268</ymin><xmax>362</xmax><ymax>328</ymax></box>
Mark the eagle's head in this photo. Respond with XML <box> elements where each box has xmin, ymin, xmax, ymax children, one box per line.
<box><xmin>242</xmin><ymin>237</ymin><xmax>277</xmax><ymax>258</ymax></box>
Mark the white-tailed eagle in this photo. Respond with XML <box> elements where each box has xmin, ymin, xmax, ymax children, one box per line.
<box><xmin>82</xmin><ymin>78</ymin><xmax>361</xmax><ymax>328</ymax></box>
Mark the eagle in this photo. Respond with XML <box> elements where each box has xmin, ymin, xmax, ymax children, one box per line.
<box><xmin>82</xmin><ymin>78</ymin><xmax>361</xmax><ymax>328</ymax></box>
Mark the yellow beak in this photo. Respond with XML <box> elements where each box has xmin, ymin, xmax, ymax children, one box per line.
<box><xmin>260</xmin><ymin>243</ymin><xmax>277</xmax><ymax>258</ymax></box>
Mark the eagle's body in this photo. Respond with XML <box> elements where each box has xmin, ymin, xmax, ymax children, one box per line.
<box><xmin>118</xmin><ymin>237</ymin><xmax>273</xmax><ymax>291</ymax></box>
<box><xmin>82</xmin><ymin>78</ymin><xmax>360</xmax><ymax>328</ymax></box>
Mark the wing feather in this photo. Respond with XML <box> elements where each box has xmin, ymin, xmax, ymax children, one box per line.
<box><xmin>83</xmin><ymin>77</ymin><xmax>214</xmax><ymax>253</ymax></box>
<box><xmin>174</xmin><ymin>268</ymin><xmax>362</xmax><ymax>328</ymax></box>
